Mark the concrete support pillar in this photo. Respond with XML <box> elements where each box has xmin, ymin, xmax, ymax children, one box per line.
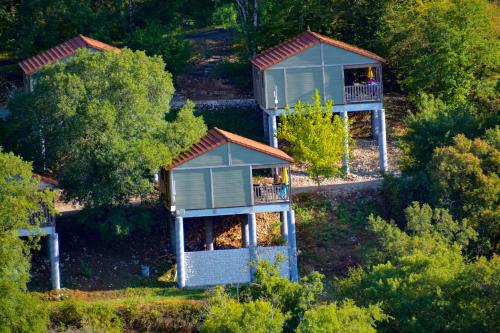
<box><xmin>280</xmin><ymin>211</ymin><xmax>288</xmax><ymax>244</ymax></box>
<box><xmin>205</xmin><ymin>218</ymin><xmax>214</xmax><ymax>251</ymax></box>
<box><xmin>287</xmin><ymin>210</ymin><xmax>299</xmax><ymax>282</ymax></box>
<box><xmin>371</xmin><ymin>110</ymin><xmax>379</xmax><ymax>141</ymax></box>
<box><xmin>49</xmin><ymin>233</ymin><xmax>61</xmax><ymax>290</ymax></box>
<box><xmin>169</xmin><ymin>216</ymin><xmax>176</xmax><ymax>253</ymax></box>
<box><xmin>341</xmin><ymin>110</ymin><xmax>350</xmax><ymax>175</ymax></box>
<box><xmin>263</xmin><ymin>111</ymin><xmax>269</xmax><ymax>140</ymax></box>
<box><xmin>175</xmin><ymin>216</ymin><xmax>185</xmax><ymax>288</ymax></box>
<box><xmin>377</xmin><ymin>108</ymin><xmax>388</xmax><ymax>172</ymax></box>
<box><xmin>241</xmin><ymin>218</ymin><xmax>249</xmax><ymax>248</ymax></box>
<box><xmin>268</xmin><ymin>114</ymin><xmax>278</xmax><ymax>148</ymax></box>
<box><xmin>247</xmin><ymin>213</ymin><xmax>258</xmax><ymax>280</ymax></box>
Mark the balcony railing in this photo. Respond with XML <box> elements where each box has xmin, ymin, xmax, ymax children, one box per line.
<box><xmin>344</xmin><ymin>84</ymin><xmax>381</xmax><ymax>103</ymax></box>
<box><xmin>29</xmin><ymin>204</ymin><xmax>55</xmax><ymax>227</ymax></box>
<box><xmin>253</xmin><ymin>184</ymin><xmax>290</xmax><ymax>204</ymax></box>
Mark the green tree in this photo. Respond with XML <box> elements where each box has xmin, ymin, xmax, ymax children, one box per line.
<box><xmin>6</xmin><ymin>49</ymin><xmax>206</xmax><ymax>238</ymax></box>
<box><xmin>381</xmin><ymin>0</ymin><xmax>499</xmax><ymax>104</ymax></box>
<box><xmin>429</xmin><ymin>130</ymin><xmax>499</xmax><ymax>253</ymax></box>
<box><xmin>335</xmin><ymin>203</ymin><xmax>498</xmax><ymax>333</ymax></box>
<box><xmin>399</xmin><ymin>96</ymin><xmax>484</xmax><ymax>174</ymax></box>
<box><xmin>296</xmin><ymin>300</ymin><xmax>387</xmax><ymax>333</ymax></box>
<box><xmin>0</xmin><ymin>149</ymin><xmax>53</xmax><ymax>332</ymax></box>
<box><xmin>200</xmin><ymin>287</ymin><xmax>286</xmax><ymax>333</ymax></box>
<box><xmin>277</xmin><ymin>90</ymin><xmax>350</xmax><ymax>185</ymax></box>
<box><xmin>129</xmin><ymin>23</ymin><xmax>192</xmax><ymax>74</ymax></box>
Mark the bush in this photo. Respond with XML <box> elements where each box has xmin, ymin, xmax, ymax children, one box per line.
<box><xmin>335</xmin><ymin>204</ymin><xmax>497</xmax><ymax>333</ymax></box>
<box><xmin>296</xmin><ymin>300</ymin><xmax>387</xmax><ymax>333</ymax></box>
<box><xmin>429</xmin><ymin>130</ymin><xmax>499</xmax><ymax>254</ymax></box>
<box><xmin>49</xmin><ymin>299</ymin><xmax>203</xmax><ymax>332</ymax></box>
<box><xmin>399</xmin><ymin>96</ymin><xmax>484</xmax><ymax>174</ymax></box>
<box><xmin>201</xmin><ymin>288</ymin><xmax>286</xmax><ymax>333</ymax></box>
<box><xmin>214</xmin><ymin>59</ymin><xmax>253</xmax><ymax>91</ymax></box>
<box><xmin>0</xmin><ymin>284</ymin><xmax>49</xmax><ymax>333</ymax></box>
<box><xmin>79</xmin><ymin>205</ymin><xmax>156</xmax><ymax>240</ymax></box>
<box><xmin>130</xmin><ymin>23</ymin><xmax>192</xmax><ymax>74</ymax></box>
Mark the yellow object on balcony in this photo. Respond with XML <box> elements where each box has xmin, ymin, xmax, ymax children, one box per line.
<box><xmin>281</xmin><ymin>167</ymin><xmax>289</xmax><ymax>184</ymax></box>
<box><xmin>367</xmin><ymin>67</ymin><xmax>374</xmax><ymax>80</ymax></box>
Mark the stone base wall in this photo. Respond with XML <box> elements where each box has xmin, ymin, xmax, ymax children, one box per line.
<box><xmin>184</xmin><ymin>246</ymin><xmax>289</xmax><ymax>287</ymax></box>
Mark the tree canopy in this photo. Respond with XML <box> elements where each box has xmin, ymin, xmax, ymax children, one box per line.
<box><xmin>277</xmin><ymin>91</ymin><xmax>350</xmax><ymax>185</ymax></box>
<box><xmin>0</xmin><ymin>149</ymin><xmax>53</xmax><ymax>332</ymax></box>
<box><xmin>6</xmin><ymin>48</ymin><xmax>206</xmax><ymax>208</ymax></box>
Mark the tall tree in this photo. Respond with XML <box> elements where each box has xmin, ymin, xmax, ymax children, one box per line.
<box><xmin>7</xmin><ymin>48</ymin><xmax>206</xmax><ymax>208</ymax></box>
<box><xmin>381</xmin><ymin>0</ymin><xmax>499</xmax><ymax>104</ymax></box>
<box><xmin>0</xmin><ymin>149</ymin><xmax>53</xmax><ymax>332</ymax></box>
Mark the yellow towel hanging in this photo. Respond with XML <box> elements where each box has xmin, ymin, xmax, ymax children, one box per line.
<box><xmin>367</xmin><ymin>67</ymin><xmax>374</xmax><ymax>80</ymax></box>
<box><xmin>281</xmin><ymin>167</ymin><xmax>289</xmax><ymax>184</ymax></box>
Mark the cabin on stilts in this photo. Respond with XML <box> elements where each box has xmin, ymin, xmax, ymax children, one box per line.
<box><xmin>159</xmin><ymin>127</ymin><xmax>298</xmax><ymax>288</ymax></box>
<box><xmin>251</xmin><ymin>30</ymin><xmax>388</xmax><ymax>172</ymax></box>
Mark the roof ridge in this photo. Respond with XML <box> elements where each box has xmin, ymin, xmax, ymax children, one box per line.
<box><xmin>251</xmin><ymin>30</ymin><xmax>385</xmax><ymax>70</ymax></box>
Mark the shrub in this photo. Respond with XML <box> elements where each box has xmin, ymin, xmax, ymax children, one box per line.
<box><xmin>130</xmin><ymin>23</ymin><xmax>192</xmax><ymax>74</ymax></box>
<box><xmin>335</xmin><ymin>204</ymin><xmax>497</xmax><ymax>333</ymax></box>
<box><xmin>0</xmin><ymin>284</ymin><xmax>49</xmax><ymax>333</ymax></box>
<box><xmin>213</xmin><ymin>60</ymin><xmax>252</xmax><ymax>91</ymax></box>
<box><xmin>296</xmin><ymin>300</ymin><xmax>387</xmax><ymax>333</ymax></box>
<box><xmin>399</xmin><ymin>96</ymin><xmax>484</xmax><ymax>174</ymax></box>
<box><xmin>79</xmin><ymin>205</ymin><xmax>156</xmax><ymax>240</ymax></box>
<box><xmin>200</xmin><ymin>287</ymin><xmax>286</xmax><ymax>333</ymax></box>
<box><xmin>429</xmin><ymin>131</ymin><xmax>499</xmax><ymax>254</ymax></box>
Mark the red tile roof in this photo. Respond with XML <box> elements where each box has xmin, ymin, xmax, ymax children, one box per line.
<box><xmin>19</xmin><ymin>35</ymin><xmax>120</xmax><ymax>75</ymax></box>
<box><xmin>166</xmin><ymin>128</ymin><xmax>294</xmax><ymax>170</ymax></box>
<box><xmin>250</xmin><ymin>31</ymin><xmax>385</xmax><ymax>70</ymax></box>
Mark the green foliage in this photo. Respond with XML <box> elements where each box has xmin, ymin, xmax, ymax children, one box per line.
<box><xmin>79</xmin><ymin>205</ymin><xmax>155</xmax><ymax>240</ymax></box>
<box><xmin>335</xmin><ymin>203</ymin><xmax>498</xmax><ymax>333</ymax></box>
<box><xmin>296</xmin><ymin>300</ymin><xmax>387</xmax><ymax>333</ymax></box>
<box><xmin>381</xmin><ymin>0</ymin><xmax>499</xmax><ymax>104</ymax></box>
<box><xmin>212</xmin><ymin>2</ymin><xmax>239</xmax><ymax>29</ymax></box>
<box><xmin>214</xmin><ymin>59</ymin><xmax>252</xmax><ymax>91</ymax></box>
<box><xmin>6</xmin><ymin>48</ymin><xmax>206</xmax><ymax>209</ymax></box>
<box><xmin>242</xmin><ymin>260</ymin><xmax>324</xmax><ymax>331</ymax></box>
<box><xmin>429</xmin><ymin>132</ymin><xmax>499</xmax><ymax>253</ymax></box>
<box><xmin>49</xmin><ymin>297</ymin><xmax>203</xmax><ymax>332</ymax></box>
<box><xmin>399</xmin><ymin>96</ymin><xmax>484</xmax><ymax>174</ymax></box>
<box><xmin>277</xmin><ymin>90</ymin><xmax>350</xmax><ymax>185</ymax></box>
<box><xmin>130</xmin><ymin>23</ymin><xmax>192</xmax><ymax>74</ymax></box>
<box><xmin>201</xmin><ymin>287</ymin><xmax>286</xmax><ymax>333</ymax></box>
<box><xmin>0</xmin><ymin>149</ymin><xmax>53</xmax><ymax>332</ymax></box>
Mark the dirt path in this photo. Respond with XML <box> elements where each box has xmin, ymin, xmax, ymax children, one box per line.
<box><xmin>174</xmin><ymin>28</ymin><xmax>251</xmax><ymax>101</ymax></box>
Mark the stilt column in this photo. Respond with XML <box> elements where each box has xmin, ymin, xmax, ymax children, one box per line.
<box><xmin>205</xmin><ymin>218</ymin><xmax>214</xmax><ymax>251</ymax></box>
<box><xmin>287</xmin><ymin>210</ymin><xmax>299</xmax><ymax>282</ymax></box>
<box><xmin>241</xmin><ymin>218</ymin><xmax>249</xmax><ymax>248</ymax></box>
<box><xmin>280</xmin><ymin>211</ymin><xmax>288</xmax><ymax>244</ymax></box>
<box><xmin>175</xmin><ymin>216</ymin><xmax>185</xmax><ymax>288</ymax></box>
<box><xmin>377</xmin><ymin>108</ymin><xmax>388</xmax><ymax>172</ymax></box>
<box><xmin>49</xmin><ymin>233</ymin><xmax>61</xmax><ymax>290</ymax></box>
<box><xmin>247</xmin><ymin>213</ymin><xmax>258</xmax><ymax>280</ymax></box>
<box><xmin>372</xmin><ymin>110</ymin><xmax>379</xmax><ymax>141</ymax></box>
<box><xmin>268</xmin><ymin>114</ymin><xmax>278</xmax><ymax>148</ymax></box>
<box><xmin>341</xmin><ymin>110</ymin><xmax>350</xmax><ymax>175</ymax></box>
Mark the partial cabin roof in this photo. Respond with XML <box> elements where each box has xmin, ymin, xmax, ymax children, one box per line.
<box><xmin>166</xmin><ymin>127</ymin><xmax>294</xmax><ymax>170</ymax></box>
<box><xmin>19</xmin><ymin>35</ymin><xmax>120</xmax><ymax>75</ymax></box>
<box><xmin>250</xmin><ymin>30</ymin><xmax>385</xmax><ymax>71</ymax></box>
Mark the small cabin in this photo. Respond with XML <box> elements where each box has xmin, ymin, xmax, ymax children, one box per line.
<box><xmin>251</xmin><ymin>30</ymin><xmax>385</xmax><ymax>110</ymax></box>
<box><xmin>18</xmin><ymin>35</ymin><xmax>119</xmax><ymax>92</ymax></box>
<box><xmin>251</xmin><ymin>30</ymin><xmax>389</xmax><ymax>172</ymax></box>
<box><xmin>160</xmin><ymin>128</ymin><xmax>299</xmax><ymax>288</ymax></box>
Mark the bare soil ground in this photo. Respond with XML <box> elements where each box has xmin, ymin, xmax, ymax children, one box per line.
<box><xmin>174</xmin><ymin>28</ymin><xmax>251</xmax><ymax>101</ymax></box>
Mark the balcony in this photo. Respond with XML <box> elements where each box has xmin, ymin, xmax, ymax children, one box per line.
<box><xmin>344</xmin><ymin>84</ymin><xmax>381</xmax><ymax>103</ymax></box>
<box><xmin>253</xmin><ymin>183</ymin><xmax>290</xmax><ymax>204</ymax></box>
